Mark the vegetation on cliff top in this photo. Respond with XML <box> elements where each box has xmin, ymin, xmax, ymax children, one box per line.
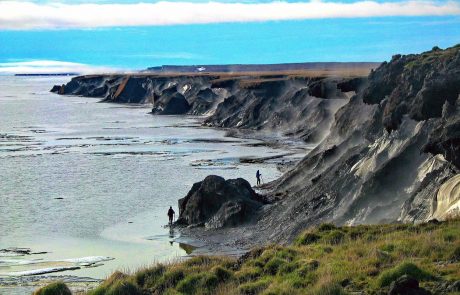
<box><xmin>35</xmin><ymin>219</ymin><xmax>460</xmax><ymax>295</ymax></box>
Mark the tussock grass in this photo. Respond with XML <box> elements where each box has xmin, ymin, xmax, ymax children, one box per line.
<box><xmin>377</xmin><ymin>262</ymin><xmax>434</xmax><ymax>287</ymax></box>
<box><xmin>33</xmin><ymin>282</ymin><xmax>71</xmax><ymax>295</ymax></box>
<box><xmin>37</xmin><ymin>219</ymin><xmax>460</xmax><ymax>295</ymax></box>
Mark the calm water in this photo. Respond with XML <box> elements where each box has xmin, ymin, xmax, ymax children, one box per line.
<box><xmin>0</xmin><ymin>76</ymin><xmax>290</xmax><ymax>292</ymax></box>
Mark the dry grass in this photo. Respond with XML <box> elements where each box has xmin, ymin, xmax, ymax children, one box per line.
<box><xmin>77</xmin><ymin>65</ymin><xmax>377</xmax><ymax>81</ymax></box>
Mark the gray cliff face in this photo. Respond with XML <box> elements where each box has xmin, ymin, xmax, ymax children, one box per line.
<box><xmin>250</xmin><ymin>45</ymin><xmax>460</xmax><ymax>244</ymax></box>
<box><xmin>204</xmin><ymin>77</ymin><xmax>355</xmax><ymax>143</ymax></box>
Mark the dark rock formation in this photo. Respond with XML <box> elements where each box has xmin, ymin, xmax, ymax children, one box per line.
<box><xmin>50</xmin><ymin>85</ymin><xmax>62</xmax><ymax>93</ymax></box>
<box><xmin>205</xmin><ymin>201</ymin><xmax>246</xmax><ymax>229</ymax></box>
<box><xmin>363</xmin><ymin>45</ymin><xmax>460</xmax><ymax>132</ymax></box>
<box><xmin>423</xmin><ymin>114</ymin><xmax>460</xmax><ymax>168</ymax></box>
<box><xmin>105</xmin><ymin>77</ymin><xmax>147</xmax><ymax>103</ymax></box>
<box><xmin>151</xmin><ymin>87</ymin><xmax>191</xmax><ymax>115</ymax></box>
<box><xmin>188</xmin><ymin>88</ymin><xmax>218</xmax><ymax>115</ymax></box>
<box><xmin>57</xmin><ymin>75</ymin><xmax>112</xmax><ymax>98</ymax></box>
<box><xmin>177</xmin><ymin>175</ymin><xmax>264</xmax><ymax>228</ymax></box>
<box><xmin>388</xmin><ymin>275</ymin><xmax>431</xmax><ymax>295</ymax></box>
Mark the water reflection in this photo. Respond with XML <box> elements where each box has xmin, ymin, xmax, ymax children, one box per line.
<box><xmin>179</xmin><ymin>243</ymin><xmax>196</xmax><ymax>255</ymax></box>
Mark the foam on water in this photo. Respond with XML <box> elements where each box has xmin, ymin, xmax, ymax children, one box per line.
<box><xmin>4</xmin><ymin>267</ymin><xmax>82</xmax><ymax>277</ymax></box>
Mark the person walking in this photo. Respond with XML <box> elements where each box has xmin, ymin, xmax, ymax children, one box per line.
<box><xmin>256</xmin><ymin>170</ymin><xmax>261</xmax><ymax>186</ymax></box>
<box><xmin>167</xmin><ymin>206</ymin><xmax>175</xmax><ymax>225</ymax></box>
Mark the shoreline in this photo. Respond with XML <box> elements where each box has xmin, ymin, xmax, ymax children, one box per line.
<box><xmin>0</xmin><ymin>104</ymin><xmax>307</xmax><ymax>291</ymax></box>
<box><xmin>36</xmin><ymin>218</ymin><xmax>460</xmax><ymax>295</ymax></box>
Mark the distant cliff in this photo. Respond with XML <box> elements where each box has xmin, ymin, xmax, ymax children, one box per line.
<box><xmin>144</xmin><ymin>62</ymin><xmax>380</xmax><ymax>73</ymax></box>
<box><xmin>52</xmin><ymin>70</ymin><xmax>371</xmax><ymax>144</ymax></box>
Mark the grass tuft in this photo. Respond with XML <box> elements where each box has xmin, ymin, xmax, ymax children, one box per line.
<box><xmin>212</xmin><ymin>265</ymin><xmax>233</xmax><ymax>282</ymax></box>
<box><xmin>377</xmin><ymin>262</ymin><xmax>434</xmax><ymax>287</ymax></box>
<box><xmin>105</xmin><ymin>280</ymin><xmax>141</xmax><ymax>295</ymax></box>
<box><xmin>33</xmin><ymin>282</ymin><xmax>71</xmax><ymax>295</ymax></box>
<box><xmin>318</xmin><ymin>223</ymin><xmax>337</xmax><ymax>231</ymax></box>
<box><xmin>134</xmin><ymin>264</ymin><xmax>165</xmax><ymax>287</ymax></box>
<box><xmin>238</xmin><ymin>278</ymin><xmax>271</xmax><ymax>294</ymax></box>
<box><xmin>296</xmin><ymin>232</ymin><xmax>320</xmax><ymax>245</ymax></box>
<box><xmin>451</xmin><ymin>244</ymin><xmax>460</xmax><ymax>261</ymax></box>
<box><xmin>323</xmin><ymin>230</ymin><xmax>345</xmax><ymax>245</ymax></box>
<box><xmin>311</xmin><ymin>282</ymin><xmax>348</xmax><ymax>295</ymax></box>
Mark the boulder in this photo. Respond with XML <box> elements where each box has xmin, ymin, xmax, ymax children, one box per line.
<box><xmin>388</xmin><ymin>275</ymin><xmax>431</xmax><ymax>295</ymax></box>
<box><xmin>177</xmin><ymin>175</ymin><xmax>264</xmax><ymax>228</ymax></box>
<box><xmin>50</xmin><ymin>85</ymin><xmax>62</xmax><ymax>93</ymax></box>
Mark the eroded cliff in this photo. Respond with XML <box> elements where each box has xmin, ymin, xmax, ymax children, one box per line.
<box><xmin>52</xmin><ymin>71</ymin><xmax>367</xmax><ymax>144</ymax></box>
<box><xmin>51</xmin><ymin>46</ymin><xmax>460</xmax><ymax>246</ymax></box>
<box><xmin>251</xmin><ymin>45</ymin><xmax>460</xmax><ymax>244</ymax></box>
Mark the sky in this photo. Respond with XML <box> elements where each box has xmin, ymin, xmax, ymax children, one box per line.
<box><xmin>0</xmin><ymin>0</ymin><xmax>459</xmax><ymax>73</ymax></box>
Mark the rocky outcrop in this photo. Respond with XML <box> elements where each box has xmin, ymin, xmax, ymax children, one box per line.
<box><xmin>423</xmin><ymin>108</ymin><xmax>460</xmax><ymax>168</ymax></box>
<box><xmin>53</xmin><ymin>75</ymin><xmax>112</xmax><ymax>98</ymax></box>
<box><xmin>52</xmin><ymin>74</ymin><xmax>218</xmax><ymax>107</ymax></box>
<box><xmin>188</xmin><ymin>88</ymin><xmax>218</xmax><ymax>115</ymax></box>
<box><xmin>177</xmin><ymin>175</ymin><xmax>265</xmax><ymax>228</ymax></box>
<box><xmin>362</xmin><ymin>45</ymin><xmax>460</xmax><ymax>132</ymax></box>
<box><xmin>50</xmin><ymin>85</ymin><xmax>63</xmax><ymax>93</ymax></box>
<box><xmin>106</xmin><ymin>76</ymin><xmax>148</xmax><ymax>103</ymax></box>
<box><xmin>151</xmin><ymin>86</ymin><xmax>191</xmax><ymax>115</ymax></box>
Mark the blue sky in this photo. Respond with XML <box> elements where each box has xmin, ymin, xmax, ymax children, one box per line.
<box><xmin>0</xmin><ymin>0</ymin><xmax>459</xmax><ymax>73</ymax></box>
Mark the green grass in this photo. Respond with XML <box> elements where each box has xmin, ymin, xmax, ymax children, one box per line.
<box><xmin>36</xmin><ymin>219</ymin><xmax>460</xmax><ymax>295</ymax></box>
<box><xmin>33</xmin><ymin>282</ymin><xmax>72</xmax><ymax>295</ymax></box>
<box><xmin>404</xmin><ymin>44</ymin><xmax>460</xmax><ymax>71</ymax></box>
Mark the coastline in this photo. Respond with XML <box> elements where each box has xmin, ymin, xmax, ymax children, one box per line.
<box><xmin>47</xmin><ymin>45</ymin><xmax>460</xmax><ymax>257</ymax></box>
<box><xmin>0</xmin><ymin>83</ymin><xmax>307</xmax><ymax>292</ymax></box>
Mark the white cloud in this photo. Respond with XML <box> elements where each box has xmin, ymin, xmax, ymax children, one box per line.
<box><xmin>0</xmin><ymin>60</ymin><xmax>118</xmax><ymax>74</ymax></box>
<box><xmin>0</xmin><ymin>0</ymin><xmax>459</xmax><ymax>29</ymax></box>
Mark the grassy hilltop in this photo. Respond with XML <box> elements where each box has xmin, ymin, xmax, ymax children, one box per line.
<box><xmin>36</xmin><ymin>219</ymin><xmax>460</xmax><ymax>295</ymax></box>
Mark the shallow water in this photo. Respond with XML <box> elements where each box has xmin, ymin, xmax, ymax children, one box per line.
<box><xmin>0</xmin><ymin>76</ymin><xmax>291</xmax><ymax>291</ymax></box>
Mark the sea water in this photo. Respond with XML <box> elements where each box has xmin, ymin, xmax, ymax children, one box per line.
<box><xmin>0</xmin><ymin>76</ymin><xmax>293</xmax><ymax>291</ymax></box>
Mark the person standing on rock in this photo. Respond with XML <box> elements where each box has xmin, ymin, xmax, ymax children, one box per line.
<box><xmin>167</xmin><ymin>206</ymin><xmax>175</xmax><ymax>225</ymax></box>
<box><xmin>256</xmin><ymin>170</ymin><xmax>261</xmax><ymax>186</ymax></box>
